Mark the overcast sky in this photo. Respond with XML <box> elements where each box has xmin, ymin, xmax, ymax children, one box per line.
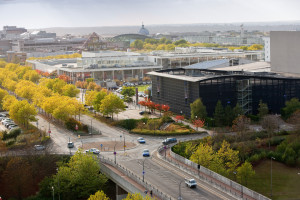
<box><xmin>0</xmin><ymin>0</ymin><xmax>299</xmax><ymax>29</ymax></box>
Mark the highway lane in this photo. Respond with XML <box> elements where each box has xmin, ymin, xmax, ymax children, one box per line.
<box><xmin>120</xmin><ymin>158</ymin><xmax>222</xmax><ymax>200</ymax></box>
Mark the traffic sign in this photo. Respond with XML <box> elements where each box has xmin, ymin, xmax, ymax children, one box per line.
<box><xmin>75</xmin><ymin>124</ymin><xmax>78</xmax><ymax>130</ymax></box>
<box><xmin>48</xmin><ymin>130</ymin><xmax>51</xmax><ymax>134</ymax></box>
<box><xmin>142</xmin><ymin>171</ymin><xmax>145</xmax><ymax>175</ymax></box>
<box><xmin>100</xmin><ymin>144</ymin><xmax>103</xmax><ymax>147</ymax></box>
<box><xmin>78</xmin><ymin>135</ymin><xmax>80</xmax><ymax>138</ymax></box>
<box><xmin>124</xmin><ymin>145</ymin><xmax>126</xmax><ymax>148</ymax></box>
<box><xmin>114</xmin><ymin>151</ymin><xmax>116</xmax><ymax>155</ymax></box>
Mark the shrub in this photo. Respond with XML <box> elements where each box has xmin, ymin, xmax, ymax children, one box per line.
<box><xmin>119</xmin><ymin>119</ymin><xmax>138</xmax><ymax>130</ymax></box>
<box><xmin>65</xmin><ymin>118</ymin><xmax>82</xmax><ymax>131</ymax></box>
<box><xmin>270</xmin><ymin>137</ymin><xmax>286</xmax><ymax>146</ymax></box>
<box><xmin>5</xmin><ymin>138</ymin><xmax>15</xmax><ymax>146</ymax></box>
<box><xmin>2</xmin><ymin>128</ymin><xmax>21</xmax><ymax>140</ymax></box>
<box><xmin>247</xmin><ymin>114</ymin><xmax>259</xmax><ymax>122</ymax></box>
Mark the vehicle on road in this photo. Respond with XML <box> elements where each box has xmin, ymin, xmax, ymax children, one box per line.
<box><xmin>0</xmin><ymin>113</ymin><xmax>7</xmax><ymax>117</ymax></box>
<box><xmin>8</xmin><ymin>125</ymin><xmax>19</xmax><ymax>130</ymax></box>
<box><xmin>142</xmin><ymin>149</ymin><xmax>150</xmax><ymax>157</ymax></box>
<box><xmin>137</xmin><ymin>137</ymin><xmax>146</xmax><ymax>144</ymax></box>
<box><xmin>85</xmin><ymin>148</ymin><xmax>100</xmax><ymax>154</ymax></box>
<box><xmin>67</xmin><ymin>142</ymin><xmax>74</xmax><ymax>148</ymax></box>
<box><xmin>34</xmin><ymin>145</ymin><xmax>45</xmax><ymax>151</ymax></box>
<box><xmin>139</xmin><ymin>111</ymin><xmax>145</xmax><ymax>115</ymax></box>
<box><xmin>162</xmin><ymin>138</ymin><xmax>177</xmax><ymax>145</ymax></box>
<box><xmin>185</xmin><ymin>178</ymin><xmax>197</xmax><ymax>188</ymax></box>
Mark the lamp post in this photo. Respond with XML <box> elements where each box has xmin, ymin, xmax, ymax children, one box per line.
<box><xmin>123</xmin><ymin>132</ymin><xmax>126</xmax><ymax>152</ymax></box>
<box><xmin>90</xmin><ymin>119</ymin><xmax>93</xmax><ymax>135</ymax></box>
<box><xmin>142</xmin><ymin>158</ymin><xmax>147</xmax><ymax>182</ymax></box>
<box><xmin>48</xmin><ymin>122</ymin><xmax>51</xmax><ymax>137</ymax></box>
<box><xmin>51</xmin><ymin>186</ymin><xmax>54</xmax><ymax>200</ymax></box>
<box><xmin>178</xmin><ymin>180</ymin><xmax>184</xmax><ymax>200</ymax></box>
<box><xmin>56</xmin><ymin>168</ymin><xmax>60</xmax><ymax>200</ymax></box>
<box><xmin>271</xmin><ymin>157</ymin><xmax>275</xmax><ymax>198</ymax></box>
<box><xmin>114</xmin><ymin>141</ymin><xmax>117</xmax><ymax>164</ymax></box>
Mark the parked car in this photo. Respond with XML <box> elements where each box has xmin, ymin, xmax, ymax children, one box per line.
<box><xmin>1</xmin><ymin>118</ymin><xmax>11</xmax><ymax>124</ymax></box>
<box><xmin>67</xmin><ymin>142</ymin><xmax>74</xmax><ymax>148</ymax></box>
<box><xmin>139</xmin><ymin>111</ymin><xmax>145</xmax><ymax>115</ymax></box>
<box><xmin>34</xmin><ymin>145</ymin><xmax>45</xmax><ymax>151</ymax></box>
<box><xmin>8</xmin><ymin>125</ymin><xmax>19</xmax><ymax>130</ymax></box>
<box><xmin>162</xmin><ymin>138</ymin><xmax>177</xmax><ymax>145</ymax></box>
<box><xmin>137</xmin><ymin>137</ymin><xmax>146</xmax><ymax>144</ymax></box>
<box><xmin>85</xmin><ymin>148</ymin><xmax>100</xmax><ymax>154</ymax></box>
<box><xmin>185</xmin><ymin>178</ymin><xmax>197</xmax><ymax>188</ymax></box>
<box><xmin>3</xmin><ymin>121</ymin><xmax>14</xmax><ymax>127</ymax></box>
<box><xmin>5</xmin><ymin>122</ymin><xmax>15</xmax><ymax>128</ymax></box>
<box><xmin>142</xmin><ymin>149</ymin><xmax>150</xmax><ymax>157</ymax></box>
<box><xmin>0</xmin><ymin>113</ymin><xmax>7</xmax><ymax>117</ymax></box>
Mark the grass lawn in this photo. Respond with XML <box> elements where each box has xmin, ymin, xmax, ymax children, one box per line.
<box><xmin>137</xmin><ymin>85</ymin><xmax>150</xmax><ymax>92</ymax></box>
<box><xmin>247</xmin><ymin>159</ymin><xmax>300</xmax><ymax>200</ymax></box>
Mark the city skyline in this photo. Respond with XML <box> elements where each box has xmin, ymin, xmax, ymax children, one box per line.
<box><xmin>0</xmin><ymin>0</ymin><xmax>300</xmax><ymax>29</ymax></box>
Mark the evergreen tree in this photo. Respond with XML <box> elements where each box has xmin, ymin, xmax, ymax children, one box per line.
<box><xmin>190</xmin><ymin>98</ymin><xmax>207</xmax><ymax>120</ymax></box>
<box><xmin>257</xmin><ymin>100</ymin><xmax>268</xmax><ymax>119</ymax></box>
<box><xmin>214</xmin><ymin>100</ymin><xmax>224</xmax><ymax>127</ymax></box>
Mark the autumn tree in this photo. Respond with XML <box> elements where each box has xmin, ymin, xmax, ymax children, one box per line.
<box><xmin>175</xmin><ymin>115</ymin><xmax>184</xmax><ymax>123</ymax></box>
<box><xmin>261</xmin><ymin>115</ymin><xmax>279</xmax><ymax>148</ymax></box>
<box><xmin>92</xmin><ymin>90</ymin><xmax>107</xmax><ymax>112</ymax></box>
<box><xmin>50</xmin><ymin>151</ymin><xmax>107</xmax><ymax>200</ymax></box>
<box><xmin>216</xmin><ymin>140</ymin><xmax>240</xmax><ymax>175</ymax></box>
<box><xmin>190</xmin><ymin>143</ymin><xmax>215</xmax><ymax>168</ymax></box>
<box><xmin>2</xmin><ymin>95</ymin><xmax>18</xmax><ymax>111</ymax></box>
<box><xmin>9</xmin><ymin>100</ymin><xmax>37</xmax><ymax>128</ymax></box>
<box><xmin>130</xmin><ymin>40</ymin><xmax>144</xmax><ymax>49</ymax></box>
<box><xmin>190</xmin><ymin>98</ymin><xmax>207</xmax><ymax>120</ymax></box>
<box><xmin>0</xmin><ymin>88</ymin><xmax>9</xmax><ymax>109</ymax></box>
<box><xmin>62</xmin><ymin>84</ymin><xmax>80</xmax><ymax>97</ymax></box>
<box><xmin>88</xmin><ymin>191</ymin><xmax>110</xmax><ymax>200</ymax></box>
<box><xmin>123</xmin><ymin>193</ymin><xmax>153</xmax><ymax>200</ymax></box>
<box><xmin>232</xmin><ymin>115</ymin><xmax>250</xmax><ymax>139</ymax></box>
<box><xmin>23</xmin><ymin>70</ymin><xmax>41</xmax><ymax>83</ymax></box>
<box><xmin>193</xmin><ymin>119</ymin><xmax>205</xmax><ymax>131</ymax></box>
<box><xmin>100</xmin><ymin>93</ymin><xmax>125</xmax><ymax>119</ymax></box>
<box><xmin>237</xmin><ymin>161</ymin><xmax>255</xmax><ymax>185</ymax></box>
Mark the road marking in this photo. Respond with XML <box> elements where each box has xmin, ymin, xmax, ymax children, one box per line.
<box><xmin>152</xmin><ymin>154</ymin><xmax>234</xmax><ymax>200</ymax></box>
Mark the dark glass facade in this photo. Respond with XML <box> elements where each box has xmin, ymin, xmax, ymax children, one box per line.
<box><xmin>150</xmin><ymin>69</ymin><xmax>300</xmax><ymax>117</ymax></box>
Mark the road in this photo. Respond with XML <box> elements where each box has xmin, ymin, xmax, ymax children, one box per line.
<box><xmin>29</xmin><ymin>111</ymin><xmax>235</xmax><ymax>200</ymax></box>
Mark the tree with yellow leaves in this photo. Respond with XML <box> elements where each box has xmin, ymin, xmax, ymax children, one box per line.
<box><xmin>100</xmin><ymin>93</ymin><xmax>125</xmax><ymax>119</ymax></box>
<box><xmin>2</xmin><ymin>95</ymin><xmax>18</xmax><ymax>111</ymax></box>
<box><xmin>62</xmin><ymin>84</ymin><xmax>80</xmax><ymax>97</ymax></box>
<box><xmin>0</xmin><ymin>88</ymin><xmax>8</xmax><ymax>110</ymax></box>
<box><xmin>23</xmin><ymin>70</ymin><xmax>41</xmax><ymax>83</ymax></box>
<box><xmin>9</xmin><ymin>100</ymin><xmax>37</xmax><ymax>128</ymax></box>
<box><xmin>123</xmin><ymin>193</ymin><xmax>153</xmax><ymax>200</ymax></box>
<box><xmin>15</xmin><ymin>80</ymin><xmax>37</xmax><ymax>100</ymax></box>
<box><xmin>88</xmin><ymin>191</ymin><xmax>110</xmax><ymax>200</ymax></box>
<box><xmin>216</xmin><ymin>140</ymin><xmax>240</xmax><ymax>174</ymax></box>
<box><xmin>2</xmin><ymin>79</ymin><xmax>17</xmax><ymax>92</ymax></box>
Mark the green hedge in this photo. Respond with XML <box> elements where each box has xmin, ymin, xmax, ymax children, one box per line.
<box><xmin>130</xmin><ymin>128</ymin><xmax>206</xmax><ymax>136</ymax></box>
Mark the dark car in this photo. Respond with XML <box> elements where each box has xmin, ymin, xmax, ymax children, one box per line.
<box><xmin>67</xmin><ymin>142</ymin><xmax>74</xmax><ymax>148</ymax></box>
<box><xmin>139</xmin><ymin>111</ymin><xmax>145</xmax><ymax>115</ymax></box>
<box><xmin>162</xmin><ymin>138</ymin><xmax>177</xmax><ymax>145</ymax></box>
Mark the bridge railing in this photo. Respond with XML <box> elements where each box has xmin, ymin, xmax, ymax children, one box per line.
<box><xmin>98</xmin><ymin>155</ymin><xmax>174</xmax><ymax>200</ymax></box>
<box><xmin>157</xmin><ymin>145</ymin><xmax>270</xmax><ymax>200</ymax></box>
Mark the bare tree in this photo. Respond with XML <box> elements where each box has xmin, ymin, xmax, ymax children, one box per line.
<box><xmin>260</xmin><ymin>115</ymin><xmax>279</xmax><ymax>148</ymax></box>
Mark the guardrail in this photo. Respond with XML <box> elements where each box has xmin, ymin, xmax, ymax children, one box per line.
<box><xmin>98</xmin><ymin>155</ymin><xmax>174</xmax><ymax>200</ymax></box>
<box><xmin>157</xmin><ymin>145</ymin><xmax>270</xmax><ymax>200</ymax></box>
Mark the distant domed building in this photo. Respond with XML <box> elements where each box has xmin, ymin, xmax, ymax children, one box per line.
<box><xmin>138</xmin><ymin>23</ymin><xmax>149</xmax><ymax>36</ymax></box>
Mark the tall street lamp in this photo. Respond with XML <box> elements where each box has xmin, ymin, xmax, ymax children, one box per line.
<box><xmin>123</xmin><ymin>132</ymin><xmax>126</xmax><ymax>152</ymax></box>
<box><xmin>48</xmin><ymin>122</ymin><xmax>51</xmax><ymax>137</ymax></box>
<box><xmin>114</xmin><ymin>141</ymin><xmax>117</xmax><ymax>164</ymax></box>
<box><xmin>178</xmin><ymin>180</ymin><xmax>184</xmax><ymax>200</ymax></box>
<box><xmin>142</xmin><ymin>158</ymin><xmax>147</xmax><ymax>182</ymax></box>
<box><xmin>90</xmin><ymin>119</ymin><xmax>93</xmax><ymax>135</ymax></box>
<box><xmin>51</xmin><ymin>186</ymin><xmax>55</xmax><ymax>200</ymax></box>
<box><xmin>271</xmin><ymin>157</ymin><xmax>275</xmax><ymax>198</ymax></box>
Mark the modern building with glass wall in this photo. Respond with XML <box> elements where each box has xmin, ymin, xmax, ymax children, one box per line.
<box><xmin>148</xmin><ymin>64</ymin><xmax>300</xmax><ymax>117</ymax></box>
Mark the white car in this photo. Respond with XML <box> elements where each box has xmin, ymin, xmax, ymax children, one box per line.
<box><xmin>85</xmin><ymin>148</ymin><xmax>100</xmax><ymax>154</ymax></box>
<box><xmin>137</xmin><ymin>137</ymin><xmax>146</xmax><ymax>144</ymax></box>
<box><xmin>34</xmin><ymin>145</ymin><xmax>45</xmax><ymax>150</ymax></box>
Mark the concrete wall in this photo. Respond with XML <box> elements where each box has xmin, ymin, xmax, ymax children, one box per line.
<box><xmin>271</xmin><ymin>31</ymin><xmax>300</xmax><ymax>74</ymax></box>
